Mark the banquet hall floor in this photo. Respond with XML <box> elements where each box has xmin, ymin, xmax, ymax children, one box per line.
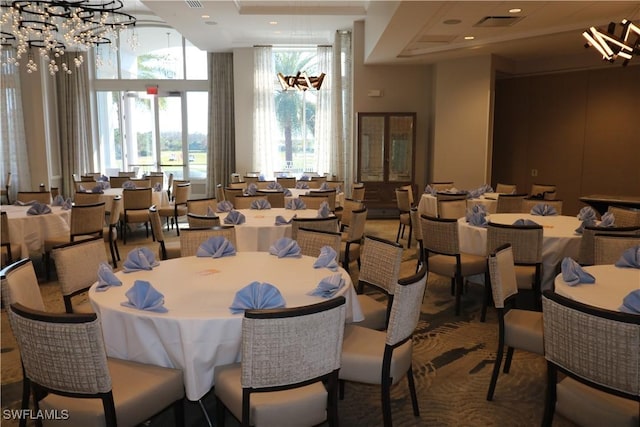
<box><xmin>0</xmin><ymin>219</ymin><xmax>577</xmax><ymax>427</ymax></box>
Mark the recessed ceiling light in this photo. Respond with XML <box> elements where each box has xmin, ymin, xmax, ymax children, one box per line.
<box><xmin>443</xmin><ymin>19</ymin><xmax>462</xmax><ymax>25</ymax></box>
<box><xmin>464</xmin><ymin>36</ymin><xmax>475</xmax><ymax>40</ymax></box>
<box><xmin>201</xmin><ymin>14</ymin><xmax>210</xmax><ymax>18</ymax></box>
<box><xmin>269</xmin><ymin>21</ymin><xmax>278</xmax><ymax>25</ymax></box>
<box><xmin>509</xmin><ymin>8</ymin><xmax>522</xmax><ymax>13</ymax></box>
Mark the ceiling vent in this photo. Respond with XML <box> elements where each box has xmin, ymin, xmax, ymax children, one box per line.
<box><xmin>474</xmin><ymin>16</ymin><xmax>523</xmax><ymax>27</ymax></box>
<box><xmin>185</xmin><ymin>0</ymin><xmax>203</xmax><ymax>8</ymax></box>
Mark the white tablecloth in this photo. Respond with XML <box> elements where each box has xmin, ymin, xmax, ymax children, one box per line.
<box><xmin>1</xmin><ymin>205</ymin><xmax>71</xmax><ymax>256</ymax></box>
<box><xmin>219</xmin><ymin>208</ymin><xmax>326</xmax><ymax>252</ymax></box>
<box><xmin>458</xmin><ymin>213</ymin><xmax>582</xmax><ymax>290</ymax></box>
<box><xmin>554</xmin><ymin>264</ymin><xmax>640</xmax><ymax>312</ymax></box>
<box><xmin>100</xmin><ymin>188</ymin><xmax>168</xmax><ymax>212</ymax></box>
<box><xmin>89</xmin><ymin>252</ymin><xmax>363</xmax><ymax>400</ymax></box>
<box><xmin>418</xmin><ymin>193</ymin><xmax>498</xmax><ymax>217</ymax></box>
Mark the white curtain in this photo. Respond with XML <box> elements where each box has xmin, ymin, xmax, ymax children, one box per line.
<box><xmin>332</xmin><ymin>31</ymin><xmax>353</xmax><ymax>193</ymax></box>
<box><xmin>314</xmin><ymin>45</ymin><xmax>332</xmax><ymax>177</ymax></box>
<box><xmin>253</xmin><ymin>46</ymin><xmax>277</xmax><ymax>179</ymax></box>
<box><xmin>0</xmin><ymin>49</ymin><xmax>31</xmax><ymax>200</ymax></box>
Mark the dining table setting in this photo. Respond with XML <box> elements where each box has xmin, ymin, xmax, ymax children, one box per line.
<box><xmin>418</xmin><ymin>184</ymin><xmax>499</xmax><ymax>217</ymax></box>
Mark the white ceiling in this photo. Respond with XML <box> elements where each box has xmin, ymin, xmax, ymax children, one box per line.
<box><xmin>138</xmin><ymin>1</ymin><xmax>640</xmax><ymax>69</ymax></box>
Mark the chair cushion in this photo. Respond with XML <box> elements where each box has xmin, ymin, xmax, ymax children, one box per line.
<box><xmin>428</xmin><ymin>253</ymin><xmax>486</xmax><ymax>278</ymax></box>
<box><xmin>164</xmin><ymin>241</ymin><xmax>181</xmax><ymax>260</ymax></box>
<box><xmin>214</xmin><ymin>363</ymin><xmax>328</xmax><ymax>427</ymax></box>
<box><xmin>340</xmin><ymin>324</ymin><xmax>412</xmax><ymax>386</ymax></box>
<box><xmin>40</xmin><ymin>357</ymin><xmax>184</xmax><ymax>427</ymax></box>
<box><xmin>556</xmin><ymin>377</ymin><xmax>639</xmax><ymax>427</ymax></box>
<box><xmin>514</xmin><ymin>265</ymin><xmax>535</xmax><ymax>290</ymax></box>
<box><xmin>125</xmin><ymin>210</ymin><xmax>150</xmax><ymax>223</ymax></box>
<box><xmin>356</xmin><ymin>295</ymin><xmax>387</xmax><ymax>331</ymax></box>
<box><xmin>504</xmin><ymin>309</ymin><xmax>543</xmax><ymax>354</ymax></box>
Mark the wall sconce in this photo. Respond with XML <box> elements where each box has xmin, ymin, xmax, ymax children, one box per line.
<box><xmin>277</xmin><ymin>72</ymin><xmax>325</xmax><ymax>91</ymax></box>
<box><xmin>583</xmin><ymin>19</ymin><xmax>640</xmax><ymax>66</ymax></box>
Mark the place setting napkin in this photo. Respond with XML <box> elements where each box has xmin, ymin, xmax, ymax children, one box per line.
<box><xmin>153</xmin><ymin>182</ymin><xmax>163</xmax><ymax>192</ymax></box>
<box><xmin>530</xmin><ymin>203</ymin><xmax>557</xmax><ymax>216</ymax></box>
<box><xmin>614</xmin><ymin>245</ymin><xmax>640</xmax><ymax>269</ymax></box>
<box><xmin>266</xmin><ymin>181</ymin><xmax>283</xmax><ymax>191</ymax></box>
<box><xmin>269</xmin><ymin>237</ymin><xmax>302</xmax><ymax>258</ymax></box>
<box><xmin>122</xmin><ymin>181</ymin><xmax>137</xmax><ymax>190</ymax></box>
<box><xmin>307</xmin><ymin>273</ymin><xmax>345</xmax><ymax>298</ymax></box>
<box><xmin>286</xmin><ymin>198</ymin><xmax>306</xmax><ymax>210</ymax></box>
<box><xmin>423</xmin><ymin>185</ymin><xmax>437</xmax><ymax>195</ymax></box>
<box><xmin>620</xmin><ymin>289</ymin><xmax>640</xmax><ymax>314</ymax></box>
<box><xmin>561</xmin><ymin>257</ymin><xmax>595</xmax><ymax>286</ymax></box>
<box><xmin>216</xmin><ymin>200</ymin><xmax>234</xmax><ymax>212</ymax></box>
<box><xmin>52</xmin><ymin>194</ymin><xmax>65</xmax><ymax>206</ymax></box>
<box><xmin>61</xmin><ymin>198</ymin><xmax>73</xmax><ymax>210</ymax></box>
<box><xmin>224</xmin><ymin>210</ymin><xmax>246</xmax><ymax>225</ymax></box>
<box><xmin>27</xmin><ymin>202</ymin><xmax>52</xmax><ymax>215</ymax></box>
<box><xmin>466</xmin><ymin>211</ymin><xmax>488</xmax><ymax>227</ymax></box>
<box><xmin>206</xmin><ymin>206</ymin><xmax>217</xmax><ymax>217</ymax></box>
<box><xmin>250</xmin><ymin>199</ymin><xmax>271</xmax><ymax>210</ymax></box>
<box><xmin>90</xmin><ymin>184</ymin><xmax>104</xmax><ymax>194</ymax></box>
<box><xmin>295</xmin><ymin>181</ymin><xmax>310</xmax><ymax>189</ymax></box>
<box><xmin>313</xmin><ymin>246</ymin><xmax>339</xmax><ymax>271</ymax></box>
<box><xmin>575</xmin><ymin>206</ymin><xmax>597</xmax><ymax>234</ymax></box>
<box><xmin>283</xmin><ymin>188</ymin><xmax>293</xmax><ymax>196</ymax></box>
<box><xmin>229</xmin><ymin>281</ymin><xmax>286</xmax><ymax>314</ymax></box>
<box><xmin>598</xmin><ymin>211</ymin><xmax>615</xmax><ymax>227</ymax></box>
<box><xmin>196</xmin><ymin>236</ymin><xmax>236</xmax><ymax>258</ymax></box>
<box><xmin>512</xmin><ymin>218</ymin><xmax>539</xmax><ymax>226</ymax></box>
<box><xmin>121</xmin><ymin>280</ymin><xmax>168</xmax><ymax>313</ymax></box>
<box><xmin>96</xmin><ymin>262</ymin><xmax>122</xmax><ymax>292</ymax></box>
<box><xmin>246</xmin><ymin>183</ymin><xmax>258</xmax><ymax>196</ymax></box>
<box><xmin>318</xmin><ymin>182</ymin><xmax>330</xmax><ymax>190</ymax></box>
<box><xmin>316</xmin><ymin>201</ymin><xmax>331</xmax><ymax>218</ymax></box>
<box><xmin>123</xmin><ymin>247</ymin><xmax>160</xmax><ymax>272</ymax></box>
<box><xmin>274</xmin><ymin>214</ymin><xmax>295</xmax><ymax>225</ymax></box>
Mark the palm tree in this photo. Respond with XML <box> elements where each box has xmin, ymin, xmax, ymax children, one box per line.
<box><xmin>274</xmin><ymin>50</ymin><xmax>318</xmax><ymax>166</ymax></box>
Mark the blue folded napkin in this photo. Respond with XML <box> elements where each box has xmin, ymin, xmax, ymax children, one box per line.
<box><xmin>96</xmin><ymin>262</ymin><xmax>122</xmax><ymax>292</ymax></box>
<box><xmin>61</xmin><ymin>198</ymin><xmax>73</xmax><ymax>210</ymax></box>
<box><xmin>319</xmin><ymin>182</ymin><xmax>330</xmax><ymax>190</ymax></box>
<box><xmin>250</xmin><ymin>198</ymin><xmax>271</xmax><ymax>210</ymax></box>
<box><xmin>286</xmin><ymin>198</ymin><xmax>306</xmax><ymax>210</ymax></box>
<box><xmin>577</xmin><ymin>206</ymin><xmax>598</xmax><ymax>222</ymax></box>
<box><xmin>122</xmin><ymin>181</ymin><xmax>136</xmax><ymax>190</ymax></box>
<box><xmin>224</xmin><ymin>210</ymin><xmax>246</xmax><ymax>225</ymax></box>
<box><xmin>196</xmin><ymin>236</ymin><xmax>236</xmax><ymax>258</ymax></box>
<box><xmin>274</xmin><ymin>215</ymin><xmax>295</xmax><ymax>225</ymax></box>
<box><xmin>300</xmin><ymin>175</ymin><xmax>311</xmax><ymax>181</ymax></box>
<box><xmin>27</xmin><ymin>202</ymin><xmax>52</xmax><ymax>215</ymax></box>
<box><xmin>598</xmin><ymin>212</ymin><xmax>615</xmax><ymax>227</ymax></box>
<box><xmin>313</xmin><ymin>246</ymin><xmax>339</xmax><ymax>271</ymax></box>
<box><xmin>269</xmin><ymin>237</ymin><xmax>302</xmax><ymax>258</ymax></box>
<box><xmin>283</xmin><ymin>188</ymin><xmax>293</xmax><ymax>196</ymax></box>
<box><xmin>307</xmin><ymin>273</ymin><xmax>345</xmax><ymax>298</ymax></box>
<box><xmin>467</xmin><ymin>188</ymin><xmax>482</xmax><ymax>199</ymax></box>
<box><xmin>229</xmin><ymin>281</ymin><xmax>286</xmax><ymax>314</ymax></box>
<box><xmin>317</xmin><ymin>201</ymin><xmax>331</xmax><ymax>218</ymax></box>
<box><xmin>121</xmin><ymin>280</ymin><xmax>168</xmax><ymax>313</ymax></box>
<box><xmin>52</xmin><ymin>194</ymin><xmax>65</xmax><ymax>206</ymax></box>
<box><xmin>216</xmin><ymin>200</ymin><xmax>234</xmax><ymax>212</ymax></box>
<box><xmin>530</xmin><ymin>203</ymin><xmax>557</xmax><ymax>216</ymax></box>
<box><xmin>424</xmin><ymin>185</ymin><xmax>437</xmax><ymax>195</ymax></box>
<box><xmin>295</xmin><ymin>182</ymin><xmax>309</xmax><ymax>189</ymax></box>
<box><xmin>615</xmin><ymin>245</ymin><xmax>640</xmax><ymax>269</ymax></box>
<box><xmin>466</xmin><ymin>211</ymin><xmax>488</xmax><ymax>227</ymax></box>
<box><xmin>467</xmin><ymin>204</ymin><xmax>487</xmax><ymax>216</ymax></box>
<box><xmin>91</xmin><ymin>185</ymin><xmax>104</xmax><ymax>194</ymax></box>
<box><xmin>97</xmin><ymin>181</ymin><xmax>110</xmax><ymax>190</ymax></box>
<box><xmin>123</xmin><ymin>247</ymin><xmax>160</xmax><ymax>272</ymax></box>
<box><xmin>259</xmin><ymin>174</ymin><xmax>265</xmax><ymax>181</ymax></box>
<box><xmin>266</xmin><ymin>181</ymin><xmax>283</xmax><ymax>191</ymax></box>
<box><xmin>153</xmin><ymin>182</ymin><xmax>162</xmax><ymax>192</ymax></box>
<box><xmin>512</xmin><ymin>218</ymin><xmax>539</xmax><ymax>226</ymax></box>
<box><xmin>480</xmin><ymin>184</ymin><xmax>493</xmax><ymax>194</ymax></box>
<box><xmin>207</xmin><ymin>206</ymin><xmax>217</xmax><ymax>217</ymax></box>
<box><xmin>246</xmin><ymin>183</ymin><xmax>258</xmax><ymax>196</ymax></box>
<box><xmin>99</xmin><ymin>174</ymin><xmax>109</xmax><ymax>182</ymax></box>
<box><xmin>78</xmin><ymin>184</ymin><xmax>88</xmax><ymax>192</ymax></box>
<box><xmin>561</xmin><ymin>257</ymin><xmax>596</xmax><ymax>286</ymax></box>
<box><xmin>575</xmin><ymin>219</ymin><xmax>596</xmax><ymax>234</ymax></box>
<box><xmin>620</xmin><ymin>289</ymin><xmax>640</xmax><ymax>314</ymax></box>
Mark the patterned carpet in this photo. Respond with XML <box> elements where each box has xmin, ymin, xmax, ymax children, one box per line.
<box><xmin>0</xmin><ymin>219</ymin><xmax>576</xmax><ymax>426</ymax></box>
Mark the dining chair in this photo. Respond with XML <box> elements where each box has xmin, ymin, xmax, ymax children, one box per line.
<box><xmin>50</xmin><ymin>187</ymin><xmax>59</xmax><ymax>200</ymax></box>
<box><xmin>80</xmin><ymin>175</ymin><xmax>97</xmax><ymax>182</ymax></box>
<box><xmin>74</xmin><ymin>191</ymin><xmax>103</xmax><ymax>205</ymax></box>
<box><xmin>298</xmin><ymin>194</ymin><xmax>329</xmax><ymax>210</ymax></box>
<box><xmin>1</xmin><ymin>171</ymin><xmax>12</xmax><ymax>204</ymax></box>
<box><xmin>149</xmin><ymin>206</ymin><xmax>181</xmax><ymax>261</ymax></box>
<box><xmin>420</xmin><ymin>214</ymin><xmax>487</xmax><ymax>315</ymax></box>
<box><xmin>228</xmin><ymin>181</ymin><xmax>247</xmax><ymax>190</ymax></box>
<box><xmin>187</xmin><ymin>197</ymin><xmax>218</xmax><ymax>216</ymax></box>
<box><xmin>130</xmin><ymin>179</ymin><xmax>151</xmax><ymax>189</ymax></box>
<box><xmin>351</xmin><ymin>182</ymin><xmax>365</xmax><ymax>201</ymax></box>
<box><xmin>338</xmin><ymin>198</ymin><xmax>364</xmax><ymax>232</ymax></box>
<box><xmin>339</xmin><ymin>265</ymin><xmax>427</xmax><ymax>427</ymax></box>
<box><xmin>437</xmin><ymin>198</ymin><xmax>467</xmax><ymax>219</ymax></box>
<box><xmin>43</xmin><ymin>201</ymin><xmax>106</xmax><ymax>280</ymax></box>
<box><xmin>256</xmin><ymin>190</ymin><xmax>285</xmax><ymax>208</ymax></box>
<box><xmin>607</xmin><ymin>205</ymin><xmax>640</xmax><ymax>227</ymax></box>
<box><xmin>1</xmin><ymin>258</ymin><xmax>46</xmax><ymax>427</ymax></box>
<box><xmin>1</xmin><ymin>211</ymin><xmax>20</xmax><ymax>268</ymax></box>
<box><xmin>429</xmin><ymin>181</ymin><xmax>455</xmax><ymax>191</ymax></box>
<box><xmin>577</xmin><ymin>225</ymin><xmax>640</xmax><ymax>266</ymax></box>
<box><xmin>145</xmin><ymin>174</ymin><xmax>164</xmax><ymax>190</ymax></box>
<box><xmin>108</xmin><ymin>176</ymin><xmax>129</xmax><ymax>188</ymax></box>
<box><xmin>482</xmin><ymin>221</ymin><xmax>543</xmax><ymax>321</ymax></box>
<box><xmin>233</xmin><ymin>194</ymin><xmax>268</xmax><ymax>209</ymax></box>
<box><xmin>399</xmin><ymin>183</ymin><xmax>414</xmax><ymax>207</ymax></box>
<box><xmin>395</xmin><ymin>188</ymin><xmax>412</xmax><ymax>248</ymax></box>
<box><xmin>186</xmin><ymin>213</ymin><xmax>221</xmax><ymax>228</ymax></box>
<box><xmin>295</xmin><ymin>227</ymin><xmax>341</xmax><ymax>258</ymax></box>
<box><xmin>9</xmin><ymin>302</ymin><xmax>185</xmax><ymax>427</ymax></box>
<box><xmin>521</xmin><ymin>198</ymin><xmax>564</xmax><ymax>215</ymax></box>
<box><xmin>159</xmin><ymin>182</ymin><xmax>191</xmax><ymax>235</ymax></box>
<box><xmin>496</xmin><ymin>193</ymin><xmax>527</xmax><ymax>213</ymax></box>
<box><xmin>118</xmin><ymin>171</ymin><xmax>137</xmax><ymax>178</ymax></box>
<box><xmin>326</xmin><ymin>180</ymin><xmax>344</xmax><ymax>191</ymax></box>
<box><xmin>51</xmin><ymin>237</ymin><xmax>107</xmax><ymax>313</ymax></box>
<box><xmin>541</xmin><ymin>290</ymin><xmax>640</xmax><ymax>427</ymax></box>
<box><xmin>103</xmin><ymin>195</ymin><xmax>122</xmax><ymax>267</ymax></box>
<box><xmin>216</xmin><ymin>184</ymin><xmax>225</xmax><ymax>201</ymax></box>
<box><xmin>223</xmin><ymin>187</ymin><xmax>244</xmax><ymax>205</ymax></box>
<box><xmin>166</xmin><ymin>173</ymin><xmax>174</xmax><ymax>200</ymax></box>
<box><xmin>121</xmin><ymin>188</ymin><xmax>152</xmax><ymax>244</ymax></box>
<box><xmin>256</xmin><ymin>180</ymin><xmax>275</xmax><ymax>189</ymax></box>
<box><xmin>308</xmin><ymin>176</ymin><xmax>327</xmax><ymax>188</ymax></box>
<box><xmin>340</xmin><ymin>207</ymin><xmax>367</xmax><ymax>273</ymax></box>
<box><xmin>530</xmin><ymin>183</ymin><xmax>557</xmax><ymax>199</ymax></box>
<box><xmin>242</xmin><ymin>175</ymin><xmax>259</xmax><ymax>185</ymax></box>
<box><xmin>308</xmin><ymin>188</ymin><xmax>337</xmax><ymax>211</ymax></box>
<box><xmin>409</xmin><ymin>207</ymin><xmax>424</xmax><ymax>273</ymax></box>
<box><xmin>16</xmin><ymin>191</ymin><xmax>51</xmax><ymax>204</ymax></box>
<box><xmin>291</xmin><ymin>216</ymin><xmax>339</xmax><ymax>241</ymax></box>
<box><xmin>495</xmin><ymin>183</ymin><xmax>517</xmax><ymax>194</ymax></box>
<box><xmin>179</xmin><ymin>226</ymin><xmax>237</xmax><ymax>257</ymax></box>
<box><xmin>170</xmin><ymin>180</ymin><xmax>190</xmax><ymax>202</ymax></box>
<box><xmin>356</xmin><ymin>235</ymin><xmax>404</xmax><ymax>331</ymax></box>
<box><xmin>485</xmin><ymin>244</ymin><xmax>543</xmax><ymax>401</ymax></box>
<box><xmin>214</xmin><ymin>297</ymin><xmax>346</xmax><ymax>427</ymax></box>
<box><xmin>593</xmin><ymin>233</ymin><xmax>640</xmax><ymax>265</ymax></box>
<box><xmin>276</xmin><ymin>176</ymin><xmax>296</xmax><ymax>188</ymax></box>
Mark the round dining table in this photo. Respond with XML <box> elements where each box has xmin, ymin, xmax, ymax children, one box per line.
<box><xmin>1</xmin><ymin>205</ymin><xmax>71</xmax><ymax>257</ymax></box>
<box><xmin>553</xmin><ymin>264</ymin><xmax>640</xmax><ymax>312</ymax></box>
<box><xmin>458</xmin><ymin>213</ymin><xmax>582</xmax><ymax>290</ymax></box>
<box><xmin>99</xmin><ymin>188</ymin><xmax>168</xmax><ymax>212</ymax></box>
<box><xmin>89</xmin><ymin>252</ymin><xmax>362</xmax><ymax>401</ymax></box>
<box><xmin>218</xmin><ymin>208</ymin><xmax>330</xmax><ymax>252</ymax></box>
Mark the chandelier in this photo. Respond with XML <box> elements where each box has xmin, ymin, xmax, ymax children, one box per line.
<box><xmin>0</xmin><ymin>0</ymin><xmax>136</xmax><ymax>75</ymax></box>
<box><xmin>583</xmin><ymin>19</ymin><xmax>640</xmax><ymax>66</ymax></box>
<box><xmin>277</xmin><ymin>71</ymin><xmax>325</xmax><ymax>91</ymax></box>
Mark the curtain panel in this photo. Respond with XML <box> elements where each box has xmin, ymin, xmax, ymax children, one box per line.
<box><xmin>332</xmin><ymin>31</ymin><xmax>353</xmax><ymax>194</ymax></box>
<box><xmin>253</xmin><ymin>46</ymin><xmax>277</xmax><ymax>180</ymax></box>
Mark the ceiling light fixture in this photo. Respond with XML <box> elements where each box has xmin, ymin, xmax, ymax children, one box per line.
<box><xmin>0</xmin><ymin>0</ymin><xmax>136</xmax><ymax>75</ymax></box>
<box><xmin>583</xmin><ymin>19</ymin><xmax>640</xmax><ymax>66</ymax></box>
<box><xmin>464</xmin><ymin>36</ymin><xmax>475</xmax><ymax>40</ymax></box>
<box><xmin>277</xmin><ymin>71</ymin><xmax>325</xmax><ymax>91</ymax></box>
<box><xmin>508</xmin><ymin>8</ymin><xmax>522</xmax><ymax>14</ymax></box>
